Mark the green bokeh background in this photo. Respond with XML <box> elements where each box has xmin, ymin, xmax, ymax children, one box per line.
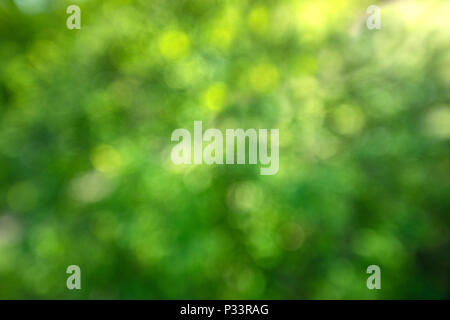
<box><xmin>0</xmin><ymin>0</ymin><xmax>449</xmax><ymax>299</ymax></box>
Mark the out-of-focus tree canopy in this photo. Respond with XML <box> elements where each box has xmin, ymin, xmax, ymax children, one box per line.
<box><xmin>0</xmin><ymin>0</ymin><xmax>449</xmax><ymax>299</ymax></box>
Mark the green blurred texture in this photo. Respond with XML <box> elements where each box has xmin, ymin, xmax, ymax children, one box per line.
<box><xmin>0</xmin><ymin>0</ymin><xmax>449</xmax><ymax>299</ymax></box>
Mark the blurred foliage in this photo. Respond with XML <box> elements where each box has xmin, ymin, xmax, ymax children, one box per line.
<box><xmin>0</xmin><ymin>0</ymin><xmax>449</xmax><ymax>299</ymax></box>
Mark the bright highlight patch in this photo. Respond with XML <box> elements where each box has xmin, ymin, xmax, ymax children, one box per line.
<box><xmin>159</xmin><ymin>30</ymin><xmax>190</xmax><ymax>60</ymax></box>
<box><xmin>91</xmin><ymin>145</ymin><xmax>123</xmax><ymax>174</ymax></box>
<box><xmin>249</xmin><ymin>63</ymin><xmax>279</xmax><ymax>93</ymax></box>
<box><xmin>203</xmin><ymin>82</ymin><xmax>227</xmax><ymax>111</ymax></box>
